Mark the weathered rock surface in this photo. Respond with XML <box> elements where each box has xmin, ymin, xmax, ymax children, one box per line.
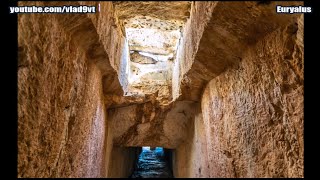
<box><xmin>17</xmin><ymin>1</ymin><xmax>135</xmax><ymax>178</ymax></box>
<box><xmin>178</xmin><ymin>1</ymin><xmax>303</xmax><ymax>102</ymax></box>
<box><xmin>202</xmin><ymin>20</ymin><xmax>303</xmax><ymax>178</ymax></box>
<box><xmin>109</xmin><ymin>101</ymin><xmax>196</xmax><ymax>149</ymax></box>
<box><xmin>173</xmin><ymin>15</ymin><xmax>304</xmax><ymax>178</ymax></box>
<box><xmin>113</xmin><ymin>2</ymin><xmax>191</xmax><ymax>22</ymax></box>
<box><xmin>130</xmin><ymin>51</ymin><xmax>157</xmax><ymax>64</ymax></box>
<box><xmin>172</xmin><ymin>105</ymin><xmax>210</xmax><ymax>177</ymax></box>
<box><xmin>18</xmin><ymin>3</ymin><xmax>107</xmax><ymax>177</ymax></box>
<box><xmin>107</xmin><ymin>147</ymin><xmax>140</xmax><ymax>177</ymax></box>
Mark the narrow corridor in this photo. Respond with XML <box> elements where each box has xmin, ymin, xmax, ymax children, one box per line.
<box><xmin>130</xmin><ymin>147</ymin><xmax>173</xmax><ymax>178</ymax></box>
<box><xmin>17</xmin><ymin>1</ymin><xmax>304</xmax><ymax>178</ymax></box>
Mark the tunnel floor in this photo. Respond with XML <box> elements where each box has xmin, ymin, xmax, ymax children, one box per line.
<box><xmin>130</xmin><ymin>147</ymin><xmax>173</xmax><ymax>178</ymax></box>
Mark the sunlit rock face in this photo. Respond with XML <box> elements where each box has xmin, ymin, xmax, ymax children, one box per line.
<box><xmin>126</xmin><ymin>25</ymin><xmax>181</xmax><ymax>54</ymax></box>
<box><xmin>113</xmin><ymin>2</ymin><xmax>191</xmax><ymax>22</ymax></box>
<box><xmin>113</xmin><ymin>2</ymin><xmax>191</xmax><ymax>106</ymax></box>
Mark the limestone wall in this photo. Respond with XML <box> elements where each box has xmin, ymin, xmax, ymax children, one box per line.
<box><xmin>200</xmin><ymin>18</ymin><xmax>303</xmax><ymax>177</ymax></box>
<box><xmin>172</xmin><ymin>106</ymin><xmax>210</xmax><ymax>177</ymax></box>
<box><xmin>173</xmin><ymin>15</ymin><xmax>303</xmax><ymax>178</ymax></box>
<box><xmin>107</xmin><ymin>147</ymin><xmax>140</xmax><ymax>178</ymax></box>
<box><xmin>18</xmin><ymin>8</ymin><xmax>107</xmax><ymax>177</ymax></box>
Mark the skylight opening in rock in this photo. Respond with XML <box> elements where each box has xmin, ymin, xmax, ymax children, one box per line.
<box><xmin>122</xmin><ymin>15</ymin><xmax>183</xmax><ymax>96</ymax></box>
<box><xmin>113</xmin><ymin>2</ymin><xmax>191</xmax><ymax>102</ymax></box>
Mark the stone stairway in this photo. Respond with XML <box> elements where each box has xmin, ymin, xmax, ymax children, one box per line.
<box><xmin>130</xmin><ymin>147</ymin><xmax>173</xmax><ymax>178</ymax></box>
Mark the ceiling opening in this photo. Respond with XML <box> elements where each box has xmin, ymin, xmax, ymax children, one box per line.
<box><xmin>113</xmin><ymin>2</ymin><xmax>192</xmax><ymax>104</ymax></box>
<box><xmin>122</xmin><ymin>15</ymin><xmax>183</xmax><ymax>97</ymax></box>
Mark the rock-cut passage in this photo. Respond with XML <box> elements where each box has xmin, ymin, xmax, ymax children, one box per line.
<box><xmin>130</xmin><ymin>147</ymin><xmax>173</xmax><ymax>178</ymax></box>
<box><xmin>17</xmin><ymin>1</ymin><xmax>304</xmax><ymax>178</ymax></box>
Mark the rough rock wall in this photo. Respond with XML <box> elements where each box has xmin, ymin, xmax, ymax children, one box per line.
<box><xmin>113</xmin><ymin>1</ymin><xmax>191</xmax><ymax>22</ymax></box>
<box><xmin>107</xmin><ymin>147</ymin><xmax>140</xmax><ymax>178</ymax></box>
<box><xmin>172</xmin><ymin>14</ymin><xmax>303</xmax><ymax>178</ymax></box>
<box><xmin>179</xmin><ymin>1</ymin><xmax>303</xmax><ymax>102</ymax></box>
<box><xmin>172</xmin><ymin>105</ymin><xmax>210</xmax><ymax>177</ymax></box>
<box><xmin>84</xmin><ymin>1</ymin><xmax>148</xmax><ymax>107</ymax></box>
<box><xmin>200</xmin><ymin>16</ymin><xmax>303</xmax><ymax>178</ymax></box>
<box><xmin>103</xmin><ymin>121</ymin><xmax>140</xmax><ymax>178</ymax></box>
<box><xmin>172</xmin><ymin>2</ymin><xmax>216</xmax><ymax>101</ymax></box>
<box><xmin>18</xmin><ymin>3</ymin><xmax>107</xmax><ymax>177</ymax></box>
<box><xmin>84</xmin><ymin>2</ymin><xmax>124</xmax><ymax>72</ymax></box>
<box><xmin>108</xmin><ymin>101</ymin><xmax>196</xmax><ymax>149</ymax></box>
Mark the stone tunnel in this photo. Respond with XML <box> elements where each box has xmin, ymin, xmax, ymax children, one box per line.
<box><xmin>18</xmin><ymin>1</ymin><xmax>304</xmax><ymax>178</ymax></box>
